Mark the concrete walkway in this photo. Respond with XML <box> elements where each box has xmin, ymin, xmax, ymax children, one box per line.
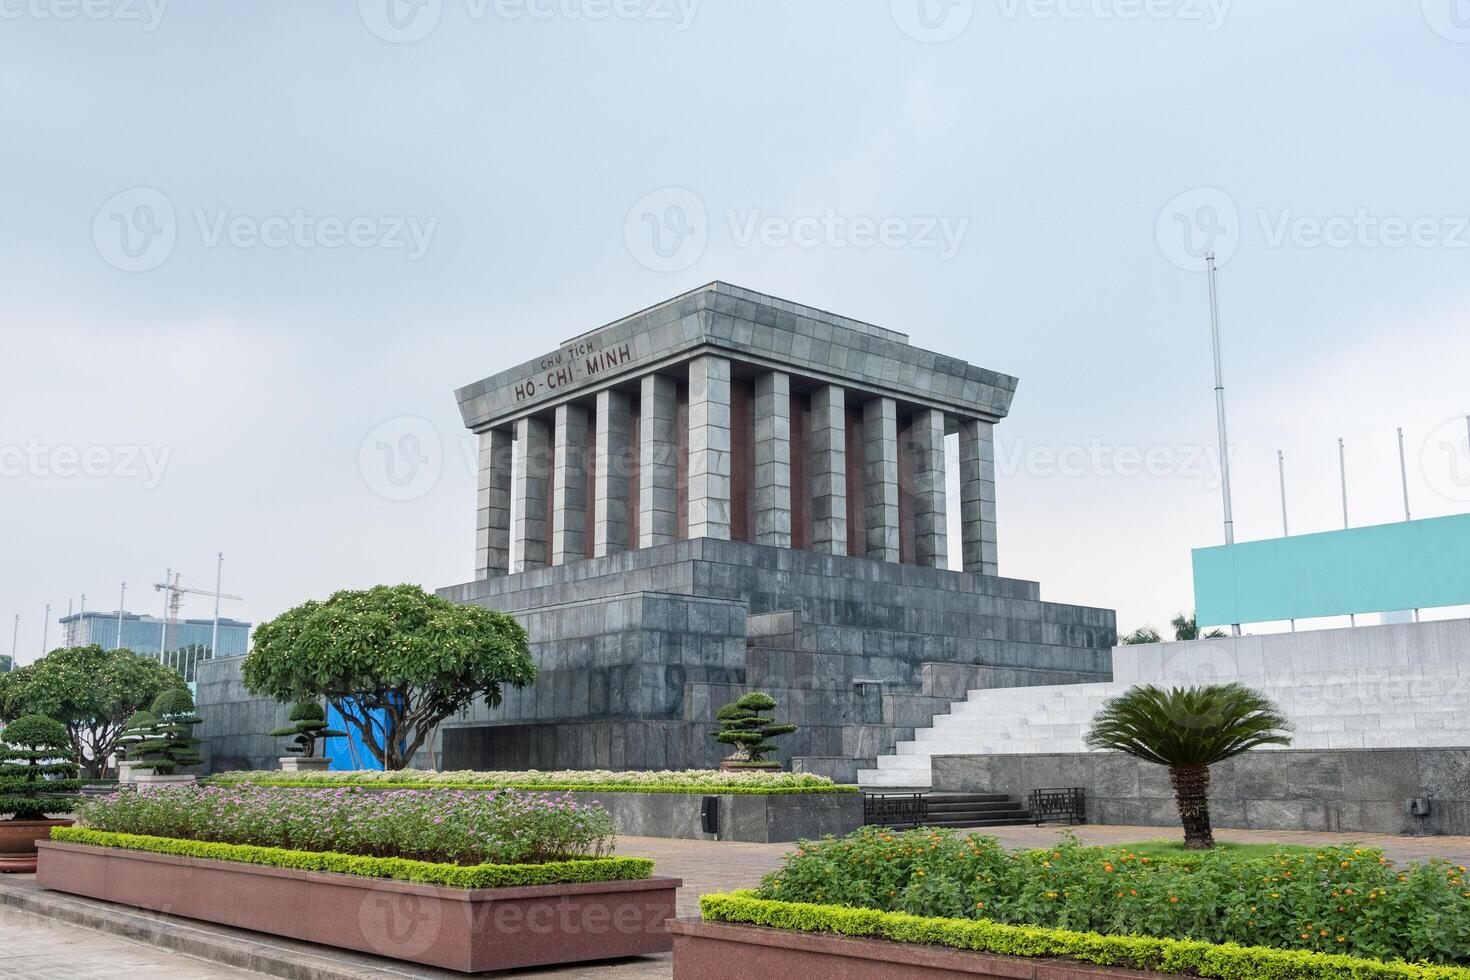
<box><xmin>3</xmin><ymin>825</ymin><xmax>1467</xmax><ymax>978</ymax></box>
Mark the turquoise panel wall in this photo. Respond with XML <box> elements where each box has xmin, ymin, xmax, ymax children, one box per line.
<box><xmin>1192</xmin><ymin>513</ymin><xmax>1470</xmax><ymax>626</ymax></box>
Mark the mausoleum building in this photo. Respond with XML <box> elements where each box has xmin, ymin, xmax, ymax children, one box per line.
<box><xmin>436</xmin><ymin>283</ymin><xmax>1117</xmax><ymax>778</ymax></box>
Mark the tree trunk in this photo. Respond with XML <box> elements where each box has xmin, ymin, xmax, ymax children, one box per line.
<box><xmin>1169</xmin><ymin>763</ymin><xmax>1215</xmax><ymax>850</ymax></box>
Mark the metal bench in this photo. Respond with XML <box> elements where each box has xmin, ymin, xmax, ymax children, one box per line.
<box><xmin>1028</xmin><ymin>787</ymin><xmax>1086</xmax><ymax>826</ymax></box>
<box><xmin>863</xmin><ymin>792</ymin><xmax>928</xmax><ymax>830</ymax></box>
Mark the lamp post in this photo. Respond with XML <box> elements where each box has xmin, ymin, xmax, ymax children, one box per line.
<box><xmin>1205</xmin><ymin>251</ymin><xmax>1241</xmax><ymax>637</ymax></box>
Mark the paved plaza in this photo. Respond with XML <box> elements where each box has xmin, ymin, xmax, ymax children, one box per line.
<box><xmin>3</xmin><ymin>824</ymin><xmax>1468</xmax><ymax>979</ymax></box>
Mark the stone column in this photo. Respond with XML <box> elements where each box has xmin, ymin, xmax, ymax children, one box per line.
<box><xmin>687</xmin><ymin>355</ymin><xmax>732</xmax><ymax>541</ymax></box>
<box><xmin>909</xmin><ymin>408</ymin><xmax>948</xmax><ymax>568</ymax></box>
<box><xmin>594</xmin><ymin>390</ymin><xmax>632</xmax><ymax>557</ymax></box>
<box><xmin>959</xmin><ymin>419</ymin><xmax>999</xmax><ymax>575</ymax></box>
<box><xmin>639</xmin><ymin>374</ymin><xmax>679</xmax><ymax>548</ymax></box>
<box><xmin>475</xmin><ymin>428</ymin><xmax>513</xmax><ymax>577</ymax></box>
<box><xmin>512</xmin><ymin>416</ymin><xmax>551</xmax><ymax>572</ymax></box>
<box><xmin>862</xmin><ymin>397</ymin><xmax>900</xmax><ymax>563</ymax></box>
<box><xmin>808</xmin><ymin>384</ymin><xmax>847</xmax><ymax>555</ymax></box>
<box><xmin>551</xmin><ymin>403</ymin><xmax>590</xmax><ymax>565</ymax></box>
<box><xmin>753</xmin><ymin>371</ymin><xmax>792</xmax><ymax>548</ymax></box>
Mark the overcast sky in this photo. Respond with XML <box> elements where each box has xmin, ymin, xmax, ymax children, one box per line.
<box><xmin>3</xmin><ymin>1</ymin><xmax>1469</xmax><ymax>662</ymax></box>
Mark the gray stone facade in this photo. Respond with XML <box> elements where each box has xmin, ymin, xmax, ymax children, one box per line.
<box><xmin>932</xmin><ymin>747</ymin><xmax>1470</xmax><ymax>837</ymax></box>
<box><xmin>438</xmin><ymin>538</ymin><xmax>1114</xmax><ymax>776</ymax></box>
<box><xmin>195</xmin><ymin>655</ymin><xmax>292</xmax><ymax>773</ymax></box>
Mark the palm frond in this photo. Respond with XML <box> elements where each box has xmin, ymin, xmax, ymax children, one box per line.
<box><xmin>1084</xmin><ymin>683</ymin><xmax>1293</xmax><ymax>767</ymax></box>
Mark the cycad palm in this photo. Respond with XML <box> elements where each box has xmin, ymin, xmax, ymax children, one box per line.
<box><xmin>1085</xmin><ymin>683</ymin><xmax>1292</xmax><ymax>849</ymax></box>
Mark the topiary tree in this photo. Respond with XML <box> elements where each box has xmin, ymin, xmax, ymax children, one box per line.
<box><xmin>1085</xmin><ymin>683</ymin><xmax>1293</xmax><ymax>850</ymax></box>
<box><xmin>0</xmin><ymin>715</ymin><xmax>81</xmax><ymax>821</ymax></box>
<box><xmin>128</xmin><ymin>689</ymin><xmax>203</xmax><ymax>776</ymax></box>
<box><xmin>710</xmin><ymin>692</ymin><xmax>798</xmax><ymax>765</ymax></box>
<box><xmin>268</xmin><ymin>700</ymin><xmax>346</xmax><ymax>758</ymax></box>
<box><xmin>244</xmin><ymin>585</ymin><xmax>536</xmax><ymax>771</ymax></box>
<box><xmin>116</xmin><ymin>710</ymin><xmax>157</xmax><ymax>764</ymax></box>
<box><xmin>0</xmin><ymin>645</ymin><xmax>187</xmax><ymax>778</ymax></box>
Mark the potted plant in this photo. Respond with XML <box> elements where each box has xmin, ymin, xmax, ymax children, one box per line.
<box><xmin>268</xmin><ymin>700</ymin><xmax>344</xmax><ymax>772</ymax></box>
<box><xmin>0</xmin><ymin>714</ymin><xmax>81</xmax><ymax>872</ymax></box>
<box><xmin>130</xmin><ymin>689</ymin><xmax>203</xmax><ymax>786</ymax></box>
<box><xmin>710</xmin><ymin>692</ymin><xmax>797</xmax><ymax>772</ymax></box>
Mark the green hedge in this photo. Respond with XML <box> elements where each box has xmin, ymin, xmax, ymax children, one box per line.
<box><xmin>203</xmin><ymin>776</ymin><xmax>858</xmax><ymax>796</ymax></box>
<box><xmin>700</xmin><ymin>892</ymin><xmax>1470</xmax><ymax>980</ymax></box>
<box><xmin>52</xmin><ymin>827</ymin><xmax>654</xmax><ymax>889</ymax></box>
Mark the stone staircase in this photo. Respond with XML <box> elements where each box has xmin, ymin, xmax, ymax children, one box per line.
<box><xmin>859</xmin><ymin>619</ymin><xmax>1470</xmax><ymax>790</ymax></box>
<box><xmin>923</xmin><ymin>792</ymin><xmax>1032</xmax><ymax>828</ymax></box>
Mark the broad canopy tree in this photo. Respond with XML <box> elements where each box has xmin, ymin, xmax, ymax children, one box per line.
<box><xmin>244</xmin><ymin>584</ymin><xmax>535</xmax><ymax>770</ymax></box>
<box><xmin>0</xmin><ymin>645</ymin><xmax>188</xmax><ymax>778</ymax></box>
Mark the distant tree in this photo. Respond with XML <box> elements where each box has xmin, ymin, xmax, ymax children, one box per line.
<box><xmin>1086</xmin><ymin>683</ymin><xmax>1292</xmax><ymax>849</ymax></box>
<box><xmin>1120</xmin><ymin>626</ymin><xmax>1162</xmax><ymax>645</ymax></box>
<box><xmin>710</xmin><ymin>692</ymin><xmax>798</xmax><ymax>765</ymax></box>
<box><xmin>128</xmin><ymin>688</ymin><xmax>204</xmax><ymax>776</ymax></box>
<box><xmin>0</xmin><ymin>645</ymin><xmax>187</xmax><ymax>778</ymax></box>
<box><xmin>244</xmin><ymin>585</ymin><xmax>536</xmax><ymax>770</ymax></box>
<box><xmin>269</xmin><ymin>700</ymin><xmax>346</xmax><ymax>758</ymax></box>
<box><xmin>1171</xmin><ymin>611</ymin><xmax>1227</xmax><ymax>641</ymax></box>
<box><xmin>0</xmin><ymin>715</ymin><xmax>81</xmax><ymax>821</ymax></box>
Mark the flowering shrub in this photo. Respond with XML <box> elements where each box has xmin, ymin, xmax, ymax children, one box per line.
<box><xmin>207</xmin><ymin>768</ymin><xmax>852</xmax><ymax>793</ymax></box>
<box><xmin>756</xmin><ymin>829</ymin><xmax>1470</xmax><ymax>966</ymax></box>
<box><xmin>75</xmin><ymin>784</ymin><xmax>615</xmax><ymax>865</ymax></box>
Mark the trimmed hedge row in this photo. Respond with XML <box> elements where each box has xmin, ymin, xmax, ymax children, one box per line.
<box><xmin>51</xmin><ymin>827</ymin><xmax>654</xmax><ymax>889</ymax></box>
<box><xmin>699</xmin><ymin>892</ymin><xmax>1470</xmax><ymax>980</ymax></box>
<box><xmin>203</xmin><ymin>777</ymin><xmax>858</xmax><ymax>796</ymax></box>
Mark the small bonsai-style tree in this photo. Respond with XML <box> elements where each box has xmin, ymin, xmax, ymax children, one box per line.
<box><xmin>1085</xmin><ymin>683</ymin><xmax>1292</xmax><ymax>850</ymax></box>
<box><xmin>129</xmin><ymin>689</ymin><xmax>203</xmax><ymax>776</ymax></box>
<box><xmin>268</xmin><ymin>700</ymin><xmax>345</xmax><ymax>758</ymax></box>
<box><xmin>0</xmin><ymin>715</ymin><xmax>81</xmax><ymax>822</ymax></box>
<box><xmin>710</xmin><ymin>692</ymin><xmax>798</xmax><ymax>766</ymax></box>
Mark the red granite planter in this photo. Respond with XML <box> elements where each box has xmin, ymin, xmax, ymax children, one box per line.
<box><xmin>37</xmin><ymin>841</ymin><xmax>679</xmax><ymax>973</ymax></box>
<box><xmin>669</xmin><ymin>919</ymin><xmax>1187</xmax><ymax>980</ymax></box>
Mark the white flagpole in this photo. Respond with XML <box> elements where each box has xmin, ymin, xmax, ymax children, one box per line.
<box><xmin>8</xmin><ymin>615</ymin><xmax>16</xmax><ymax>670</ymax></box>
<box><xmin>1205</xmin><ymin>252</ymin><xmax>1241</xmax><ymax>637</ymax></box>
<box><xmin>1278</xmin><ymin>450</ymin><xmax>1294</xmax><ymax>632</ymax></box>
<box><xmin>160</xmin><ymin>568</ymin><xmax>171</xmax><ymax>662</ymax></box>
<box><xmin>41</xmin><ymin>604</ymin><xmax>49</xmax><ymax>655</ymax></box>
<box><xmin>116</xmin><ymin>583</ymin><xmax>126</xmax><ymax>650</ymax></box>
<box><xmin>210</xmin><ymin>552</ymin><xmax>223</xmax><ymax>659</ymax></box>
<box><xmin>1339</xmin><ymin>438</ymin><xmax>1355</xmax><ymax>628</ymax></box>
<box><xmin>1397</xmin><ymin>427</ymin><xmax>1419</xmax><ymax>623</ymax></box>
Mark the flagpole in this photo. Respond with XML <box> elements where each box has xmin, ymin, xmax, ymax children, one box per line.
<box><xmin>1397</xmin><ymin>427</ymin><xmax>1419</xmax><ymax>623</ymax></box>
<box><xmin>1205</xmin><ymin>251</ymin><xmax>1241</xmax><ymax>636</ymax></box>
<box><xmin>1339</xmin><ymin>438</ymin><xmax>1355</xmax><ymax>627</ymax></box>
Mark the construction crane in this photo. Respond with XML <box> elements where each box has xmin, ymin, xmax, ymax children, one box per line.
<box><xmin>153</xmin><ymin>563</ymin><xmax>243</xmax><ymax>671</ymax></box>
